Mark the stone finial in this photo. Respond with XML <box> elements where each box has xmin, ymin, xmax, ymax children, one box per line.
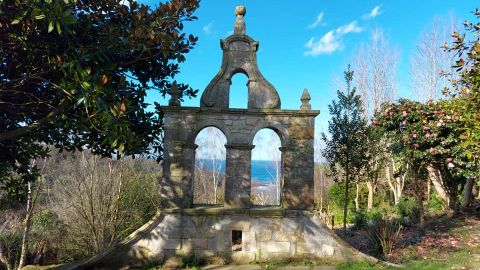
<box><xmin>168</xmin><ymin>82</ymin><xmax>181</xmax><ymax>107</ymax></box>
<box><xmin>234</xmin><ymin>5</ymin><xmax>246</xmax><ymax>35</ymax></box>
<box><xmin>300</xmin><ymin>88</ymin><xmax>311</xmax><ymax>110</ymax></box>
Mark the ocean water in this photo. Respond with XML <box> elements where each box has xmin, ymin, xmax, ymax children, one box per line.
<box><xmin>196</xmin><ymin>159</ymin><xmax>278</xmax><ymax>184</ymax></box>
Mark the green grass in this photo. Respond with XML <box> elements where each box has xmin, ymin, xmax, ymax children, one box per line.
<box><xmin>337</xmin><ymin>248</ymin><xmax>479</xmax><ymax>270</ymax></box>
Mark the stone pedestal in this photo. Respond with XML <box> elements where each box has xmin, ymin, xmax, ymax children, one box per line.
<box><xmin>74</xmin><ymin>208</ymin><xmax>378</xmax><ymax>269</ymax></box>
<box><xmin>225</xmin><ymin>144</ymin><xmax>255</xmax><ymax>208</ymax></box>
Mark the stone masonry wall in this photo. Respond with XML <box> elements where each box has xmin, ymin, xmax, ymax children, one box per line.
<box><xmin>73</xmin><ymin>209</ymin><xmax>378</xmax><ymax>269</ymax></box>
<box><xmin>160</xmin><ymin>107</ymin><xmax>319</xmax><ymax>210</ymax></box>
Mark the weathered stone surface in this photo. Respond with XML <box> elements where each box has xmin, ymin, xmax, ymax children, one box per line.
<box><xmin>259</xmin><ymin>241</ymin><xmax>290</xmax><ymax>253</ymax></box>
<box><xmin>74</xmin><ymin>211</ymin><xmax>379</xmax><ymax>269</ymax></box>
<box><xmin>320</xmin><ymin>244</ymin><xmax>335</xmax><ymax>257</ymax></box>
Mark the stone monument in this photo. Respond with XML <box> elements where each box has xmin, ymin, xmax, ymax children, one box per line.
<box><xmin>73</xmin><ymin>6</ymin><xmax>378</xmax><ymax>269</ymax></box>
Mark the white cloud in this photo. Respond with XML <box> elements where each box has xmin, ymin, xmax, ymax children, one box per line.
<box><xmin>363</xmin><ymin>5</ymin><xmax>383</xmax><ymax>20</ymax></box>
<box><xmin>202</xmin><ymin>22</ymin><xmax>213</xmax><ymax>35</ymax></box>
<box><xmin>308</xmin><ymin>12</ymin><xmax>325</xmax><ymax>29</ymax></box>
<box><xmin>304</xmin><ymin>21</ymin><xmax>364</xmax><ymax>56</ymax></box>
<box><xmin>304</xmin><ymin>31</ymin><xmax>342</xmax><ymax>56</ymax></box>
<box><xmin>335</xmin><ymin>20</ymin><xmax>363</xmax><ymax>35</ymax></box>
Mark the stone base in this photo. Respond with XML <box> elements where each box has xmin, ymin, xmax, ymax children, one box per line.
<box><xmin>68</xmin><ymin>207</ymin><xmax>378</xmax><ymax>269</ymax></box>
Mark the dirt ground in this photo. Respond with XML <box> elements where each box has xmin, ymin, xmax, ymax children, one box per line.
<box><xmin>339</xmin><ymin>212</ymin><xmax>480</xmax><ymax>268</ymax></box>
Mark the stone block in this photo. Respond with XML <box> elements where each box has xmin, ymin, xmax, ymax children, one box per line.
<box><xmin>268</xmin><ymin>223</ymin><xmax>280</xmax><ymax>231</ymax></box>
<box><xmin>320</xmin><ymin>244</ymin><xmax>335</xmax><ymax>256</ymax></box>
<box><xmin>259</xmin><ymin>241</ymin><xmax>290</xmax><ymax>253</ymax></box>
<box><xmin>231</xmin><ymin>251</ymin><xmax>256</xmax><ymax>264</ymax></box>
<box><xmin>256</xmin><ymin>230</ymin><xmax>272</xmax><ymax>241</ymax></box>
<box><xmin>296</xmin><ymin>242</ymin><xmax>315</xmax><ymax>254</ymax></box>
<box><xmin>163</xmin><ymin>239</ymin><xmax>182</xmax><ymax>250</ymax></box>
<box><xmin>273</xmin><ymin>231</ymin><xmax>289</xmax><ymax>242</ymax></box>
<box><xmin>192</xmin><ymin>239</ymin><xmax>208</xmax><ymax>250</ymax></box>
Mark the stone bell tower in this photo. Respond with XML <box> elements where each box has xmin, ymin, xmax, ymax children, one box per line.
<box><xmin>160</xmin><ymin>4</ymin><xmax>318</xmax><ymax>211</ymax></box>
<box><xmin>76</xmin><ymin>6</ymin><xmax>377</xmax><ymax>269</ymax></box>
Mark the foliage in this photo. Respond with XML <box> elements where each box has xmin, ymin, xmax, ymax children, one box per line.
<box><xmin>367</xmin><ymin>218</ymin><xmax>402</xmax><ymax>256</ymax></box>
<box><xmin>427</xmin><ymin>191</ymin><xmax>446</xmax><ymax>212</ymax></box>
<box><xmin>352</xmin><ymin>209</ymin><xmax>383</xmax><ymax>230</ymax></box>
<box><xmin>374</xmin><ymin>98</ymin><xmax>468</xmax><ymax>212</ymax></box>
<box><xmin>0</xmin><ymin>229</ymin><xmax>22</xmax><ymax>269</ymax></box>
<box><xmin>443</xmin><ymin>9</ymin><xmax>480</xmax><ymax>165</ymax></box>
<box><xmin>396</xmin><ymin>197</ymin><xmax>420</xmax><ymax>223</ymax></box>
<box><xmin>0</xmin><ymin>0</ymin><xmax>200</xmax><ymax>197</ymax></box>
<box><xmin>322</xmin><ymin>65</ymin><xmax>368</xmax><ymax>233</ymax></box>
<box><xmin>3</xmin><ymin>150</ymin><xmax>163</xmax><ymax>263</ymax></box>
<box><xmin>327</xmin><ymin>182</ymin><xmax>355</xmax><ymax>209</ymax></box>
<box><xmin>374</xmin><ymin>10</ymin><xmax>480</xmax><ymax>212</ymax></box>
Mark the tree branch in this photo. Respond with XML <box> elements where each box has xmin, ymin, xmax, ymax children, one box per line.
<box><xmin>0</xmin><ymin>110</ymin><xmax>58</xmax><ymax>142</ymax></box>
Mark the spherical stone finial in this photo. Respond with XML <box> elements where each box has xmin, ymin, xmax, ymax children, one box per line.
<box><xmin>235</xmin><ymin>5</ymin><xmax>246</xmax><ymax>16</ymax></box>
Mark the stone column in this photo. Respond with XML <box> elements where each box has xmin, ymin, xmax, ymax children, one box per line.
<box><xmin>161</xmin><ymin>141</ymin><xmax>197</xmax><ymax>209</ymax></box>
<box><xmin>225</xmin><ymin>144</ymin><xmax>254</xmax><ymax>208</ymax></box>
<box><xmin>280</xmin><ymin>144</ymin><xmax>314</xmax><ymax>210</ymax></box>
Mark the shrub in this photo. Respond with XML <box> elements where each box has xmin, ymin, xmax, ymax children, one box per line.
<box><xmin>427</xmin><ymin>191</ymin><xmax>445</xmax><ymax>212</ymax></box>
<box><xmin>396</xmin><ymin>197</ymin><xmax>420</xmax><ymax>223</ymax></box>
<box><xmin>367</xmin><ymin>218</ymin><xmax>402</xmax><ymax>256</ymax></box>
<box><xmin>327</xmin><ymin>182</ymin><xmax>355</xmax><ymax>210</ymax></box>
<box><xmin>353</xmin><ymin>209</ymin><xmax>383</xmax><ymax>230</ymax></box>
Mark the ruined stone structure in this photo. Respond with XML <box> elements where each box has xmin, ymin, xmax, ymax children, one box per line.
<box><xmin>70</xmin><ymin>6</ymin><xmax>378</xmax><ymax>269</ymax></box>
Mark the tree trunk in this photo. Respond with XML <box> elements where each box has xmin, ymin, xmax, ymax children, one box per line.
<box><xmin>415</xmin><ymin>184</ymin><xmax>425</xmax><ymax>228</ymax></box>
<box><xmin>343</xmin><ymin>169</ymin><xmax>350</xmax><ymax>236</ymax></box>
<box><xmin>366</xmin><ymin>181</ymin><xmax>374</xmax><ymax>210</ymax></box>
<box><xmin>461</xmin><ymin>177</ymin><xmax>474</xmax><ymax>210</ymax></box>
<box><xmin>426</xmin><ymin>178</ymin><xmax>431</xmax><ymax>203</ymax></box>
<box><xmin>427</xmin><ymin>164</ymin><xmax>450</xmax><ymax>206</ymax></box>
<box><xmin>18</xmin><ymin>182</ymin><xmax>33</xmax><ymax>270</ymax></box>
<box><xmin>355</xmin><ymin>183</ymin><xmax>360</xmax><ymax>210</ymax></box>
<box><xmin>412</xmin><ymin>167</ymin><xmax>425</xmax><ymax>228</ymax></box>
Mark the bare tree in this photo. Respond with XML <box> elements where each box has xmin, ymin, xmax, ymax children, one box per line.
<box><xmin>352</xmin><ymin>28</ymin><xmax>399</xmax><ymax>118</ymax></box>
<box><xmin>351</xmin><ymin>28</ymin><xmax>400</xmax><ymax>210</ymax></box>
<box><xmin>410</xmin><ymin>16</ymin><xmax>458</xmax><ymax>102</ymax></box>
<box><xmin>194</xmin><ymin>127</ymin><xmax>226</xmax><ymax>204</ymax></box>
<box><xmin>265</xmin><ymin>133</ymin><xmax>281</xmax><ymax>205</ymax></box>
<box><xmin>410</xmin><ymin>16</ymin><xmax>460</xmax><ymax>204</ymax></box>
<box><xmin>0</xmin><ymin>158</ymin><xmax>46</xmax><ymax>270</ymax></box>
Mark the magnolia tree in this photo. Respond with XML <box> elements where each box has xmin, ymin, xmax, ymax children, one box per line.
<box><xmin>0</xmin><ymin>0</ymin><xmax>200</xmax><ymax>199</ymax></box>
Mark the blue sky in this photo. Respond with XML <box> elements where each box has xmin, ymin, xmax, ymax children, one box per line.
<box><xmin>140</xmin><ymin>0</ymin><xmax>475</xmax><ymax>159</ymax></box>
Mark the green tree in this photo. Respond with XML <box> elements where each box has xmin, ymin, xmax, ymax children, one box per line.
<box><xmin>322</xmin><ymin>66</ymin><xmax>368</xmax><ymax>234</ymax></box>
<box><xmin>444</xmin><ymin>9</ymin><xmax>480</xmax><ymax>207</ymax></box>
<box><xmin>0</xmin><ymin>0</ymin><xmax>200</xmax><ymax>198</ymax></box>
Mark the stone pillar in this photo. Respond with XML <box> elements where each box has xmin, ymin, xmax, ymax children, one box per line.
<box><xmin>225</xmin><ymin>144</ymin><xmax>254</xmax><ymax>208</ymax></box>
<box><xmin>161</xmin><ymin>141</ymin><xmax>197</xmax><ymax>209</ymax></box>
<box><xmin>280</xmin><ymin>144</ymin><xmax>315</xmax><ymax>210</ymax></box>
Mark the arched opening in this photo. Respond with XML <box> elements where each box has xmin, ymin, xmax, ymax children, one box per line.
<box><xmin>251</xmin><ymin>128</ymin><xmax>282</xmax><ymax>206</ymax></box>
<box><xmin>229</xmin><ymin>72</ymin><xmax>249</xmax><ymax>109</ymax></box>
<box><xmin>194</xmin><ymin>127</ymin><xmax>227</xmax><ymax>205</ymax></box>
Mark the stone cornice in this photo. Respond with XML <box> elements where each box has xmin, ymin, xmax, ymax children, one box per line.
<box><xmin>160</xmin><ymin>206</ymin><xmax>316</xmax><ymax>217</ymax></box>
<box><xmin>161</xmin><ymin>106</ymin><xmax>320</xmax><ymax>117</ymax></box>
<box><xmin>225</xmin><ymin>143</ymin><xmax>255</xmax><ymax>150</ymax></box>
